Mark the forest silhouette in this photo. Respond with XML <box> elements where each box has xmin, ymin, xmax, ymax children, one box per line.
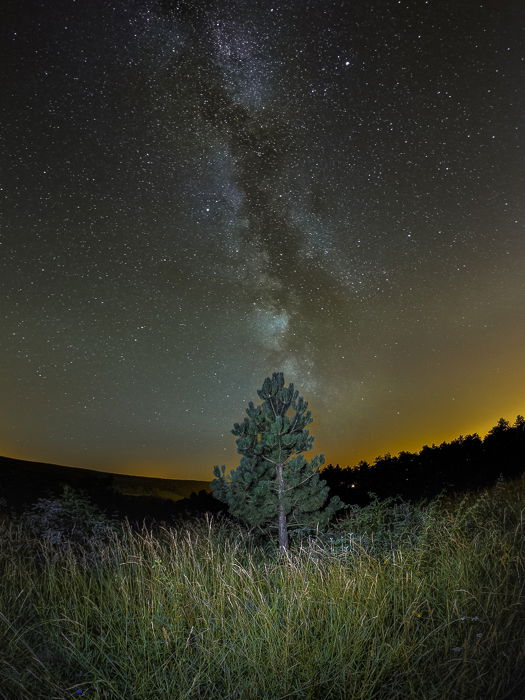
<box><xmin>322</xmin><ymin>416</ymin><xmax>525</xmax><ymax>507</ymax></box>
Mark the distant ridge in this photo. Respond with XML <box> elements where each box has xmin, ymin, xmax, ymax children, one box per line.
<box><xmin>0</xmin><ymin>455</ymin><xmax>210</xmax><ymax>508</ymax></box>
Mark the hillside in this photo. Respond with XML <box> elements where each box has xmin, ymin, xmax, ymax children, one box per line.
<box><xmin>0</xmin><ymin>455</ymin><xmax>210</xmax><ymax>512</ymax></box>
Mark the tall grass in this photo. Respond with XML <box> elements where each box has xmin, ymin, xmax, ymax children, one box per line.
<box><xmin>1</xmin><ymin>478</ymin><xmax>524</xmax><ymax>699</ymax></box>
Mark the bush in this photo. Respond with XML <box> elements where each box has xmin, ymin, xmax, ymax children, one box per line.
<box><xmin>23</xmin><ymin>486</ymin><xmax>118</xmax><ymax>562</ymax></box>
<box><xmin>296</xmin><ymin>494</ymin><xmax>439</xmax><ymax>557</ymax></box>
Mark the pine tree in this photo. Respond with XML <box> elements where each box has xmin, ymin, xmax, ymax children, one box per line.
<box><xmin>211</xmin><ymin>372</ymin><xmax>344</xmax><ymax>551</ymax></box>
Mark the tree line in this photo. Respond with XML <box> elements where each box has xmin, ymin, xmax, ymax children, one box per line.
<box><xmin>321</xmin><ymin>416</ymin><xmax>525</xmax><ymax>506</ymax></box>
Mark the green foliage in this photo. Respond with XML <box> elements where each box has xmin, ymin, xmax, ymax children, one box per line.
<box><xmin>22</xmin><ymin>485</ymin><xmax>117</xmax><ymax>562</ymax></box>
<box><xmin>305</xmin><ymin>494</ymin><xmax>443</xmax><ymax>557</ymax></box>
<box><xmin>211</xmin><ymin>372</ymin><xmax>343</xmax><ymax>537</ymax></box>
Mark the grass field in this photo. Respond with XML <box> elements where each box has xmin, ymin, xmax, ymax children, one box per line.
<box><xmin>1</xmin><ymin>477</ymin><xmax>524</xmax><ymax>699</ymax></box>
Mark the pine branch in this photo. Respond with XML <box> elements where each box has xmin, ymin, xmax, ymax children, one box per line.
<box><xmin>283</xmin><ymin>471</ymin><xmax>315</xmax><ymax>492</ymax></box>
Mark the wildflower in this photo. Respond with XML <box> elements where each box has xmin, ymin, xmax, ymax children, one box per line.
<box><xmin>451</xmin><ymin>647</ymin><xmax>462</xmax><ymax>653</ymax></box>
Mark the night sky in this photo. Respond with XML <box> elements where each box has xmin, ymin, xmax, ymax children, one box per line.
<box><xmin>2</xmin><ymin>0</ymin><xmax>524</xmax><ymax>480</ymax></box>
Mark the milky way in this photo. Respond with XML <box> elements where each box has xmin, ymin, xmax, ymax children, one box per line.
<box><xmin>2</xmin><ymin>0</ymin><xmax>524</xmax><ymax>478</ymax></box>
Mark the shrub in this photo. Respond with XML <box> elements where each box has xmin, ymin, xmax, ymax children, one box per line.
<box><xmin>23</xmin><ymin>486</ymin><xmax>118</xmax><ymax>562</ymax></box>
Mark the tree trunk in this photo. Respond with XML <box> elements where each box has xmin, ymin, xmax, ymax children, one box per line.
<box><xmin>276</xmin><ymin>462</ymin><xmax>289</xmax><ymax>552</ymax></box>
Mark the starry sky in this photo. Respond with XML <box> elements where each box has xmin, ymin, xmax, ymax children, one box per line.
<box><xmin>2</xmin><ymin>0</ymin><xmax>524</xmax><ymax>480</ymax></box>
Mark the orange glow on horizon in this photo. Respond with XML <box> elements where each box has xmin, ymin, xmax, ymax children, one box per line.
<box><xmin>3</xmin><ymin>400</ymin><xmax>523</xmax><ymax>482</ymax></box>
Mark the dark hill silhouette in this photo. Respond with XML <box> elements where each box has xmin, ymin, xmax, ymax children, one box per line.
<box><xmin>0</xmin><ymin>456</ymin><xmax>214</xmax><ymax>523</ymax></box>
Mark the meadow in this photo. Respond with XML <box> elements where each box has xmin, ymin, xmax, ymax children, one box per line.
<box><xmin>1</xmin><ymin>477</ymin><xmax>524</xmax><ymax>699</ymax></box>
